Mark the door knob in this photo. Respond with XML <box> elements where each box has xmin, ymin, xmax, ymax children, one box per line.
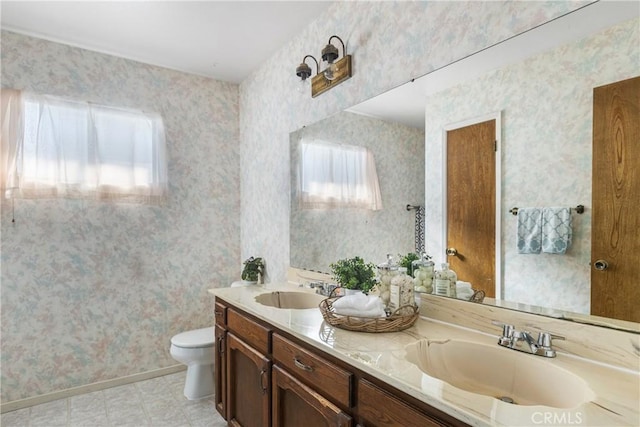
<box><xmin>446</xmin><ymin>247</ymin><xmax>458</xmax><ymax>257</ymax></box>
<box><xmin>593</xmin><ymin>260</ymin><xmax>609</xmax><ymax>271</ymax></box>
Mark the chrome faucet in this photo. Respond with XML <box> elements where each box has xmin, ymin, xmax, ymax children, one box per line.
<box><xmin>308</xmin><ymin>281</ymin><xmax>338</xmax><ymax>297</ymax></box>
<box><xmin>492</xmin><ymin>321</ymin><xmax>564</xmax><ymax>358</ymax></box>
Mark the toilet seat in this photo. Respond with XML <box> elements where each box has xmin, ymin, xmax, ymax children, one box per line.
<box><xmin>171</xmin><ymin>326</ymin><xmax>215</xmax><ymax>348</ymax></box>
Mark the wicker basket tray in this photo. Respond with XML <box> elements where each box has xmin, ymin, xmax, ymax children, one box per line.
<box><xmin>319</xmin><ymin>296</ymin><xmax>419</xmax><ymax>333</ymax></box>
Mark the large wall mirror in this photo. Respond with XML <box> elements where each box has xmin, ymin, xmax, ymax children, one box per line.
<box><xmin>290</xmin><ymin>2</ymin><xmax>639</xmax><ymax>332</ymax></box>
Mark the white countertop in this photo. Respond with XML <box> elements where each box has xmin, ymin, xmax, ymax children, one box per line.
<box><xmin>209</xmin><ymin>283</ymin><xmax>639</xmax><ymax>427</ymax></box>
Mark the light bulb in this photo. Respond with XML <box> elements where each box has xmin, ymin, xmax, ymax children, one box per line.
<box><xmin>297</xmin><ymin>76</ymin><xmax>309</xmax><ymax>93</ymax></box>
<box><xmin>323</xmin><ymin>62</ymin><xmax>338</xmax><ymax>81</ymax></box>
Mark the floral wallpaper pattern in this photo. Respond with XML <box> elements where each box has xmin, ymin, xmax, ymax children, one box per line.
<box><xmin>238</xmin><ymin>0</ymin><xmax>588</xmax><ymax>284</ymax></box>
<box><xmin>1</xmin><ymin>31</ymin><xmax>240</xmax><ymax>402</ymax></box>
<box><xmin>423</xmin><ymin>18</ymin><xmax>639</xmax><ymax>314</ymax></box>
<box><xmin>289</xmin><ymin>111</ymin><xmax>424</xmax><ymax>272</ymax></box>
<box><xmin>1</xmin><ymin>0</ymin><xmax>590</xmax><ymax>404</ymax></box>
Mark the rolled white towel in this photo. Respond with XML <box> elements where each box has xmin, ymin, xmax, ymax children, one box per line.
<box><xmin>332</xmin><ymin>293</ymin><xmax>386</xmax><ymax>318</ymax></box>
<box><xmin>455</xmin><ymin>281</ymin><xmax>475</xmax><ymax>300</ymax></box>
<box><xmin>456</xmin><ymin>281</ymin><xmax>473</xmax><ymax>292</ymax></box>
<box><xmin>457</xmin><ymin>290</ymin><xmax>475</xmax><ymax>300</ymax></box>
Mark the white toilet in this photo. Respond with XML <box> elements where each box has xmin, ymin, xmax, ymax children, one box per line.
<box><xmin>170</xmin><ymin>326</ymin><xmax>215</xmax><ymax>400</ymax></box>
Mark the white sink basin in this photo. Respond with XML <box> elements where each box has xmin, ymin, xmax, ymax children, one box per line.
<box><xmin>405</xmin><ymin>339</ymin><xmax>595</xmax><ymax>408</ymax></box>
<box><xmin>255</xmin><ymin>291</ymin><xmax>325</xmax><ymax>309</ymax></box>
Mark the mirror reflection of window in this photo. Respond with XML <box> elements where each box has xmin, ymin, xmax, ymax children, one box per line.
<box><xmin>298</xmin><ymin>140</ymin><xmax>382</xmax><ymax>210</ymax></box>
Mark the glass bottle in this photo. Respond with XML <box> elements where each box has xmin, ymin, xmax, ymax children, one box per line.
<box><xmin>411</xmin><ymin>252</ymin><xmax>434</xmax><ymax>294</ymax></box>
<box><xmin>445</xmin><ymin>263</ymin><xmax>458</xmax><ymax>298</ymax></box>
<box><xmin>434</xmin><ymin>263</ymin><xmax>457</xmax><ymax>298</ymax></box>
<box><xmin>390</xmin><ymin>267</ymin><xmax>414</xmax><ymax>311</ymax></box>
<box><xmin>376</xmin><ymin>254</ymin><xmax>398</xmax><ymax>308</ymax></box>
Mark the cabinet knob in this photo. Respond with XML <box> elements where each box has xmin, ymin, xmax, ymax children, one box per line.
<box><xmin>593</xmin><ymin>259</ymin><xmax>609</xmax><ymax>271</ymax></box>
<box><xmin>446</xmin><ymin>247</ymin><xmax>458</xmax><ymax>257</ymax></box>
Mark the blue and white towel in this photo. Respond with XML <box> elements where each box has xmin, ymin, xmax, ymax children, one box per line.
<box><xmin>542</xmin><ymin>207</ymin><xmax>572</xmax><ymax>254</ymax></box>
<box><xmin>517</xmin><ymin>208</ymin><xmax>542</xmax><ymax>254</ymax></box>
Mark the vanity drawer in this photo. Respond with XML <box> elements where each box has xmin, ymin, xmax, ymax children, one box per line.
<box><xmin>227</xmin><ymin>308</ymin><xmax>271</xmax><ymax>354</ymax></box>
<box><xmin>358</xmin><ymin>379</ymin><xmax>448</xmax><ymax>427</ymax></box>
<box><xmin>273</xmin><ymin>333</ymin><xmax>353</xmax><ymax>408</ymax></box>
<box><xmin>214</xmin><ymin>301</ymin><xmax>227</xmax><ymax>327</ymax></box>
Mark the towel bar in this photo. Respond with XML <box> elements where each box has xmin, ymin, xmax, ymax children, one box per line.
<box><xmin>509</xmin><ymin>205</ymin><xmax>584</xmax><ymax>216</ymax></box>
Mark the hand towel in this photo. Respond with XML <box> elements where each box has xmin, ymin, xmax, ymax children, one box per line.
<box><xmin>542</xmin><ymin>207</ymin><xmax>572</xmax><ymax>254</ymax></box>
<box><xmin>332</xmin><ymin>293</ymin><xmax>386</xmax><ymax>318</ymax></box>
<box><xmin>517</xmin><ymin>208</ymin><xmax>542</xmax><ymax>254</ymax></box>
<box><xmin>455</xmin><ymin>281</ymin><xmax>474</xmax><ymax>300</ymax></box>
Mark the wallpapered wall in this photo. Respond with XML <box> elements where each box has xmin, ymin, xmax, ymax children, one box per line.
<box><xmin>290</xmin><ymin>111</ymin><xmax>425</xmax><ymax>273</ymax></box>
<box><xmin>424</xmin><ymin>18</ymin><xmax>639</xmax><ymax>314</ymax></box>
<box><xmin>0</xmin><ymin>31</ymin><xmax>240</xmax><ymax>402</ymax></box>
<box><xmin>0</xmin><ymin>0</ymin><xmax>588</xmax><ymax>404</ymax></box>
<box><xmin>238</xmin><ymin>1</ymin><xmax>588</xmax><ymax>284</ymax></box>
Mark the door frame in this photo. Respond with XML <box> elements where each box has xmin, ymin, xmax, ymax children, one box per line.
<box><xmin>441</xmin><ymin>111</ymin><xmax>502</xmax><ymax>300</ymax></box>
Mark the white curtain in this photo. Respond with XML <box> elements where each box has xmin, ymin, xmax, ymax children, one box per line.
<box><xmin>298</xmin><ymin>140</ymin><xmax>383</xmax><ymax>210</ymax></box>
<box><xmin>0</xmin><ymin>89</ymin><xmax>167</xmax><ymax>204</ymax></box>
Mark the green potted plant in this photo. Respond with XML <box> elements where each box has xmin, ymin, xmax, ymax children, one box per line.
<box><xmin>241</xmin><ymin>256</ymin><xmax>264</xmax><ymax>284</ymax></box>
<box><xmin>329</xmin><ymin>256</ymin><xmax>377</xmax><ymax>294</ymax></box>
<box><xmin>398</xmin><ymin>252</ymin><xmax>420</xmax><ymax>277</ymax></box>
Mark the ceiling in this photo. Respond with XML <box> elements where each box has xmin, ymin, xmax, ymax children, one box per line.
<box><xmin>0</xmin><ymin>1</ymin><xmax>333</xmax><ymax>83</ymax></box>
<box><xmin>3</xmin><ymin>1</ymin><xmax>637</xmax><ymax>124</ymax></box>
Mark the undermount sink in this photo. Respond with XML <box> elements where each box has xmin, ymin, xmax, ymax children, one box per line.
<box><xmin>255</xmin><ymin>291</ymin><xmax>325</xmax><ymax>309</ymax></box>
<box><xmin>405</xmin><ymin>339</ymin><xmax>595</xmax><ymax>408</ymax></box>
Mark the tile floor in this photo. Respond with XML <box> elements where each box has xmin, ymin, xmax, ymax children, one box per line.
<box><xmin>0</xmin><ymin>371</ymin><xmax>227</xmax><ymax>427</ymax></box>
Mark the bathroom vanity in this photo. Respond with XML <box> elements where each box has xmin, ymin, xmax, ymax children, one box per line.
<box><xmin>209</xmin><ymin>284</ymin><xmax>639</xmax><ymax>427</ymax></box>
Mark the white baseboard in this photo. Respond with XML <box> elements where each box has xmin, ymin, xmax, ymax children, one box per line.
<box><xmin>1</xmin><ymin>364</ymin><xmax>186</xmax><ymax>414</ymax></box>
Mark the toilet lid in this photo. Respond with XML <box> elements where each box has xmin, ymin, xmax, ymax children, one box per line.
<box><xmin>171</xmin><ymin>326</ymin><xmax>215</xmax><ymax>348</ymax></box>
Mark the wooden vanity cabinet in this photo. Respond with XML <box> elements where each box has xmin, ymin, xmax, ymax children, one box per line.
<box><xmin>214</xmin><ymin>324</ymin><xmax>226</xmax><ymax>417</ymax></box>
<box><xmin>227</xmin><ymin>332</ymin><xmax>271</xmax><ymax>427</ymax></box>
<box><xmin>214</xmin><ymin>297</ymin><xmax>468</xmax><ymax>427</ymax></box>
<box><xmin>358</xmin><ymin>379</ymin><xmax>444</xmax><ymax>427</ymax></box>
<box><xmin>214</xmin><ymin>302</ymin><xmax>227</xmax><ymax>418</ymax></box>
<box><xmin>225</xmin><ymin>308</ymin><xmax>272</xmax><ymax>427</ymax></box>
<box><xmin>272</xmin><ymin>365</ymin><xmax>352</xmax><ymax>427</ymax></box>
<box><xmin>272</xmin><ymin>333</ymin><xmax>353</xmax><ymax>427</ymax></box>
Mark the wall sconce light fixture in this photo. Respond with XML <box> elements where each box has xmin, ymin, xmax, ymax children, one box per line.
<box><xmin>295</xmin><ymin>35</ymin><xmax>352</xmax><ymax>98</ymax></box>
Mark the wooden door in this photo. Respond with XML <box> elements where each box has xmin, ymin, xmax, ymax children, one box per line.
<box><xmin>591</xmin><ymin>76</ymin><xmax>640</xmax><ymax>323</ymax></box>
<box><xmin>446</xmin><ymin>119</ymin><xmax>496</xmax><ymax>297</ymax></box>
<box><xmin>227</xmin><ymin>333</ymin><xmax>271</xmax><ymax>427</ymax></box>
<box><xmin>214</xmin><ymin>324</ymin><xmax>226</xmax><ymax>418</ymax></box>
<box><xmin>272</xmin><ymin>365</ymin><xmax>352</xmax><ymax>427</ymax></box>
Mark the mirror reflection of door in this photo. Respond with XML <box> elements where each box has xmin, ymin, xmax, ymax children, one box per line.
<box><xmin>445</xmin><ymin>117</ymin><xmax>497</xmax><ymax>298</ymax></box>
<box><xmin>591</xmin><ymin>76</ymin><xmax>640</xmax><ymax>323</ymax></box>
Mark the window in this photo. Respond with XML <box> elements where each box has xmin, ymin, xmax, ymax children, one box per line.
<box><xmin>298</xmin><ymin>140</ymin><xmax>382</xmax><ymax>210</ymax></box>
<box><xmin>1</xmin><ymin>89</ymin><xmax>167</xmax><ymax>204</ymax></box>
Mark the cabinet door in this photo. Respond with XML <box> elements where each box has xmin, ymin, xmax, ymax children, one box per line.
<box><xmin>227</xmin><ymin>332</ymin><xmax>271</xmax><ymax>427</ymax></box>
<box><xmin>214</xmin><ymin>324</ymin><xmax>226</xmax><ymax>418</ymax></box>
<box><xmin>358</xmin><ymin>379</ymin><xmax>446</xmax><ymax>427</ymax></box>
<box><xmin>272</xmin><ymin>365</ymin><xmax>352</xmax><ymax>427</ymax></box>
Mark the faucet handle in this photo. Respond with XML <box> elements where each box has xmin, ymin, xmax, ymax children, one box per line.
<box><xmin>491</xmin><ymin>321</ymin><xmax>515</xmax><ymax>340</ymax></box>
<box><xmin>537</xmin><ymin>332</ymin><xmax>565</xmax><ymax>348</ymax></box>
<box><xmin>309</xmin><ymin>281</ymin><xmax>324</xmax><ymax>289</ymax></box>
